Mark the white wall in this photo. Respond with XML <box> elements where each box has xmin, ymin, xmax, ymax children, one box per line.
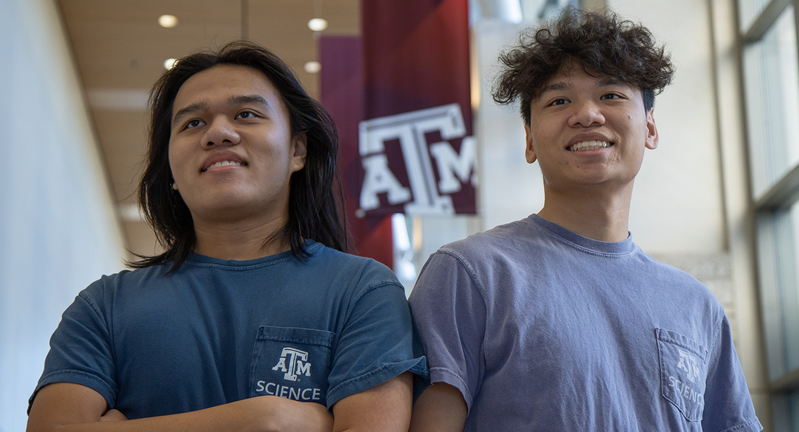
<box><xmin>608</xmin><ymin>0</ymin><xmax>727</xmax><ymax>254</ymax></box>
<box><xmin>0</xmin><ymin>0</ymin><xmax>127</xmax><ymax>430</ymax></box>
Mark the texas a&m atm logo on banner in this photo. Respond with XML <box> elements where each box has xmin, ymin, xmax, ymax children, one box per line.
<box><xmin>358</xmin><ymin>103</ymin><xmax>476</xmax><ymax>217</ymax></box>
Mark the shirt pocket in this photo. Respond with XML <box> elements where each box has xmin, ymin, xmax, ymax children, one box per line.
<box><xmin>249</xmin><ymin>326</ymin><xmax>335</xmax><ymax>406</ymax></box>
<box><xmin>656</xmin><ymin>328</ymin><xmax>708</xmax><ymax>422</ymax></box>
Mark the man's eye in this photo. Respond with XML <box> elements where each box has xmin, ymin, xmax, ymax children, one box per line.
<box><xmin>185</xmin><ymin>119</ymin><xmax>205</xmax><ymax>129</ymax></box>
<box><xmin>601</xmin><ymin>93</ymin><xmax>621</xmax><ymax>100</ymax></box>
<box><xmin>548</xmin><ymin>99</ymin><xmax>568</xmax><ymax>106</ymax></box>
<box><xmin>236</xmin><ymin>111</ymin><xmax>255</xmax><ymax>119</ymax></box>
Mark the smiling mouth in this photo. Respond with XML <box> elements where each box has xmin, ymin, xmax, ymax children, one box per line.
<box><xmin>202</xmin><ymin>161</ymin><xmax>246</xmax><ymax>172</ymax></box>
<box><xmin>568</xmin><ymin>140</ymin><xmax>613</xmax><ymax>151</ymax></box>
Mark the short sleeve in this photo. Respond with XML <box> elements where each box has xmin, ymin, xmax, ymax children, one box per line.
<box><xmin>702</xmin><ymin>315</ymin><xmax>763</xmax><ymax>432</ymax></box>
<box><xmin>325</xmin><ymin>275</ymin><xmax>426</xmax><ymax>408</ymax></box>
<box><xmin>27</xmin><ymin>282</ymin><xmax>117</xmax><ymax>413</ymax></box>
<box><xmin>408</xmin><ymin>250</ymin><xmax>486</xmax><ymax>411</ymax></box>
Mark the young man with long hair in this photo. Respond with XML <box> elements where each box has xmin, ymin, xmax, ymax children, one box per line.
<box><xmin>28</xmin><ymin>41</ymin><xmax>425</xmax><ymax>432</ymax></box>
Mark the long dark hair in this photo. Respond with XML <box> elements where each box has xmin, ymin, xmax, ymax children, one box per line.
<box><xmin>130</xmin><ymin>41</ymin><xmax>347</xmax><ymax>272</ymax></box>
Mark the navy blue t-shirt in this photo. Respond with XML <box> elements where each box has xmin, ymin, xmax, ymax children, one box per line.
<box><xmin>30</xmin><ymin>241</ymin><xmax>426</xmax><ymax>419</ymax></box>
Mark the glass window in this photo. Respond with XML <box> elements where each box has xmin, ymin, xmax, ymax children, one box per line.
<box><xmin>743</xmin><ymin>4</ymin><xmax>799</xmax><ymax>198</ymax></box>
<box><xmin>783</xmin><ymin>203</ymin><xmax>799</xmax><ymax>370</ymax></box>
<box><xmin>739</xmin><ymin>0</ymin><xmax>799</xmax><ymax>429</ymax></box>
<box><xmin>760</xmin><ymin>203</ymin><xmax>799</xmax><ymax>375</ymax></box>
<box><xmin>738</xmin><ymin>0</ymin><xmax>769</xmax><ymax>32</ymax></box>
<box><xmin>784</xmin><ymin>388</ymin><xmax>799</xmax><ymax>429</ymax></box>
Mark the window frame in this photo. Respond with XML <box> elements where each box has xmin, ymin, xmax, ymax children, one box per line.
<box><xmin>740</xmin><ymin>0</ymin><xmax>799</xmax><ymax>428</ymax></box>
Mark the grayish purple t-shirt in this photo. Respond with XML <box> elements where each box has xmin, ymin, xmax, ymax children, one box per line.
<box><xmin>409</xmin><ymin>215</ymin><xmax>761</xmax><ymax>431</ymax></box>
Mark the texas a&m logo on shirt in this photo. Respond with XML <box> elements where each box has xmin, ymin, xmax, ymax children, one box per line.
<box><xmin>252</xmin><ymin>344</ymin><xmax>326</xmax><ymax>404</ymax></box>
<box><xmin>676</xmin><ymin>349</ymin><xmax>701</xmax><ymax>383</ymax></box>
<box><xmin>272</xmin><ymin>347</ymin><xmax>312</xmax><ymax>382</ymax></box>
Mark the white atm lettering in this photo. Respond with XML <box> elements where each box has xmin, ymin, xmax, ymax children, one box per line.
<box><xmin>359</xmin><ymin>103</ymin><xmax>476</xmax><ymax>215</ymax></box>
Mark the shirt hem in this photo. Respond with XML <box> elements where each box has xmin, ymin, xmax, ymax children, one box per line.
<box><xmin>428</xmin><ymin>367</ymin><xmax>474</xmax><ymax>413</ymax></box>
<box><xmin>718</xmin><ymin>417</ymin><xmax>763</xmax><ymax>432</ymax></box>
<box><xmin>326</xmin><ymin>357</ymin><xmax>426</xmax><ymax>409</ymax></box>
<box><xmin>28</xmin><ymin>370</ymin><xmax>117</xmax><ymax>414</ymax></box>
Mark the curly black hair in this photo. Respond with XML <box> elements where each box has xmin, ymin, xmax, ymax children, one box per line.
<box><xmin>493</xmin><ymin>8</ymin><xmax>674</xmax><ymax>125</ymax></box>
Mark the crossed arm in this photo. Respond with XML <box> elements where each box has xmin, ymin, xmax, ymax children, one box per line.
<box><xmin>27</xmin><ymin>373</ymin><xmax>412</xmax><ymax>432</ymax></box>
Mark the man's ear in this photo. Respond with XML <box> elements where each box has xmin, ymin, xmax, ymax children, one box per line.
<box><xmin>291</xmin><ymin>132</ymin><xmax>308</xmax><ymax>172</ymax></box>
<box><xmin>645</xmin><ymin>108</ymin><xmax>659</xmax><ymax>150</ymax></box>
<box><xmin>524</xmin><ymin>124</ymin><xmax>537</xmax><ymax>163</ymax></box>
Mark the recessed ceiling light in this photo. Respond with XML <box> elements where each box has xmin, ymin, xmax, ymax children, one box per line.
<box><xmin>308</xmin><ymin>18</ymin><xmax>328</xmax><ymax>32</ymax></box>
<box><xmin>164</xmin><ymin>58</ymin><xmax>178</xmax><ymax>69</ymax></box>
<box><xmin>158</xmin><ymin>14</ymin><xmax>178</xmax><ymax>28</ymax></box>
<box><xmin>304</xmin><ymin>61</ymin><xmax>321</xmax><ymax>73</ymax></box>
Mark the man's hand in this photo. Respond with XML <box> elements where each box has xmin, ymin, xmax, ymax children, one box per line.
<box><xmin>249</xmin><ymin>394</ymin><xmax>333</xmax><ymax>432</ymax></box>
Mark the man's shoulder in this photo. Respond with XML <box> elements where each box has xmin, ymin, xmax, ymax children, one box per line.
<box><xmin>415</xmin><ymin>217</ymin><xmax>549</xmax><ymax>289</ymax></box>
<box><xmin>438</xmin><ymin>216</ymin><xmax>541</xmax><ymax>256</ymax></box>
<box><xmin>310</xmin><ymin>243</ymin><xmax>399</xmax><ymax>282</ymax></box>
<box><xmin>640</xmin><ymin>254</ymin><xmax>722</xmax><ymax>302</ymax></box>
<box><xmin>79</xmin><ymin>265</ymin><xmax>157</xmax><ymax>297</ymax></box>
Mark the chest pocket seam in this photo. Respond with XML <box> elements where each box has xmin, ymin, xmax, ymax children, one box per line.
<box><xmin>656</xmin><ymin>328</ymin><xmax>708</xmax><ymax>422</ymax></box>
<box><xmin>249</xmin><ymin>326</ymin><xmax>335</xmax><ymax>404</ymax></box>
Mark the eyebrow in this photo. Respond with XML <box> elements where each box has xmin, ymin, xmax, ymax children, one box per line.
<box><xmin>597</xmin><ymin>77</ymin><xmax>625</xmax><ymax>87</ymax></box>
<box><xmin>172</xmin><ymin>101</ymin><xmax>209</xmax><ymax>126</ymax></box>
<box><xmin>228</xmin><ymin>94</ymin><xmax>270</xmax><ymax>108</ymax></box>
<box><xmin>541</xmin><ymin>81</ymin><xmax>572</xmax><ymax>94</ymax></box>
<box><xmin>536</xmin><ymin>76</ymin><xmax>630</xmax><ymax>102</ymax></box>
<box><xmin>541</xmin><ymin>77</ymin><xmax>626</xmax><ymax>94</ymax></box>
<box><xmin>171</xmin><ymin>94</ymin><xmax>271</xmax><ymax>126</ymax></box>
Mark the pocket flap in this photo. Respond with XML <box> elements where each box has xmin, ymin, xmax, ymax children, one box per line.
<box><xmin>257</xmin><ymin>326</ymin><xmax>334</xmax><ymax>346</ymax></box>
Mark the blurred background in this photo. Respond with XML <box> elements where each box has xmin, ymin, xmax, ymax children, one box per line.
<box><xmin>2</xmin><ymin>0</ymin><xmax>799</xmax><ymax>430</ymax></box>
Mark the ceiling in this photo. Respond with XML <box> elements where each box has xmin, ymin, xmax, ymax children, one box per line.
<box><xmin>56</xmin><ymin>0</ymin><xmax>360</xmax><ymax>259</ymax></box>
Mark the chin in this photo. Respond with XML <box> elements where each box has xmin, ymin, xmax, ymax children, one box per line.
<box><xmin>186</xmin><ymin>193</ymin><xmax>250</xmax><ymax>214</ymax></box>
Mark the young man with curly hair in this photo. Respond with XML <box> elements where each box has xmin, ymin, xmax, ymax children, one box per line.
<box><xmin>408</xmin><ymin>9</ymin><xmax>762</xmax><ymax>431</ymax></box>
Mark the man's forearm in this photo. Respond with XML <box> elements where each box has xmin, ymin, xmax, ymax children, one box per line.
<box><xmin>331</xmin><ymin>373</ymin><xmax>413</xmax><ymax>432</ymax></box>
<box><xmin>28</xmin><ymin>383</ymin><xmax>332</xmax><ymax>432</ymax></box>
<box><xmin>408</xmin><ymin>383</ymin><xmax>467</xmax><ymax>432</ymax></box>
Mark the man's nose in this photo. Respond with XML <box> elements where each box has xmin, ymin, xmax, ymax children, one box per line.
<box><xmin>568</xmin><ymin>100</ymin><xmax>605</xmax><ymax>127</ymax></box>
<box><xmin>202</xmin><ymin>115</ymin><xmax>241</xmax><ymax>148</ymax></box>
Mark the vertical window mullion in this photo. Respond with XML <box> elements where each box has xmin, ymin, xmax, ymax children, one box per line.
<box><xmin>757</xmin><ymin>212</ymin><xmax>787</xmax><ymax>380</ymax></box>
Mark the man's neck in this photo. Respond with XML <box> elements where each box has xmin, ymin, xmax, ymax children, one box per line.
<box><xmin>536</xmin><ymin>184</ymin><xmax>633</xmax><ymax>242</ymax></box>
<box><xmin>192</xmin><ymin>215</ymin><xmax>291</xmax><ymax>261</ymax></box>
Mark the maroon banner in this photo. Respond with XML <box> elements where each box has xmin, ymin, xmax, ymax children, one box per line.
<box><xmin>319</xmin><ymin>36</ymin><xmax>393</xmax><ymax>268</ymax></box>
<box><xmin>360</xmin><ymin>0</ymin><xmax>476</xmax><ymax>217</ymax></box>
